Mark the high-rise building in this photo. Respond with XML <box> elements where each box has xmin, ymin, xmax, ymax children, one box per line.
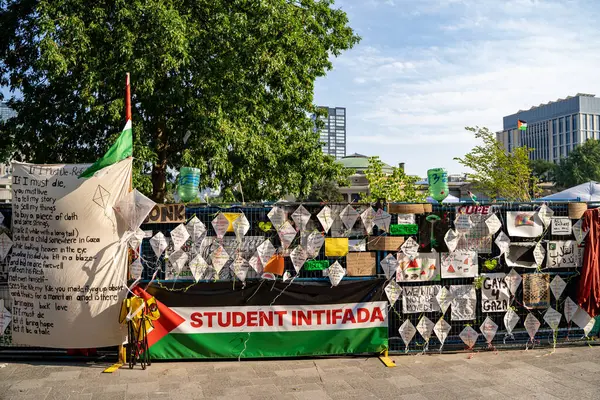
<box><xmin>0</xmin><ymin>103</ymin><xmax>16</xmax><ymax>121</ymax></box>
<box><xmin>0</xmin><ymin>102</ymin><xmax>16</xmax><ymax>203</ymax></box>
<box><xmin>497</xmin><ymin>93</ymin><xmax>600</xmax><ymax>163</ymax></box>
<box><xmin>315</xmin><ymin>106</ymin><xmax>346</xmax><ymax>159</ymax></box>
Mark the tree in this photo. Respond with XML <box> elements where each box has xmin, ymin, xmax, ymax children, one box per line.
<box><xmin>0</xmin><ymin>0</ymin><xmax>359</xmax><ymax>202</ymax></box>
<box><xmin>360</xmin><ymin>157</ymin><xmax>425</xmax><ymax>203</ymax></box>
<box><xmin>454</xmin><ymin>126</ymin><xmax>539</xmax><ymax>201</ymax></box>
<box><xmin>303</xmin><ymin>179</ymin><xmax>344</xmax><ymax>202</ymax></box>
<box><xmin>530</xmin><ymin>159</ymin><xmax>557</xmax><ymax>183</ymax></box>
<box><xmin>555</xmin><ymin>139</ymin><xmax>600</xmax><ymax>189</ymax></box>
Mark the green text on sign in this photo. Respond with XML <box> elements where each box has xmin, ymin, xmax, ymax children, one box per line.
<box><xmin>390</xmin><ymin>224</ymin><xmax>418</xmax><ymax>236</ymax></box>
<box><xmin>304</xmin><ymin>260</ymin><xmax>330</xmax><ymax>271</ymax></box>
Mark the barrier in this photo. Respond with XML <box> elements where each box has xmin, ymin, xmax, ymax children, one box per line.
<box><xmin>0</xmin><ymin>202</ymin><xmax>598</xmax><ymax>358</ymax></box>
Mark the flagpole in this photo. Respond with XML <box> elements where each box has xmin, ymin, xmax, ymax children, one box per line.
<box><xmin>123</xmin><ymin>71</ymin><xmax>132</xmax><ymax>367</ymax></box>
<box><xmin>125</xmin><ymin>73</ymin><xmax>132</xmax><ymax>122</ymax></box>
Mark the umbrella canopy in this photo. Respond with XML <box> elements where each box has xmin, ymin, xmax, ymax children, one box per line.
<box><xmin>426</xmin><ymin>194</ymin><xmax>460</xmax><ymax>204</ymax></box>
<box><xmin>539</xmin><ymin>181</ymin><xmax>600</xmax><ymax>202</ymax></box>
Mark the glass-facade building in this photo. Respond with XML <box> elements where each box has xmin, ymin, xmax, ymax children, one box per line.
<box><xmin>497</xmin><ymin>93</ymin><xmax>600</xmax><ymax>163</ymax></box>
<box><xmin>315</xmin><ymin>106</ymin><xmax>346</xmax><ymax>159</ymax></box>
<box><xmin>0</xmin><ymin>102</ymin><xmax>16</xmax><ymax>121</ymax></box>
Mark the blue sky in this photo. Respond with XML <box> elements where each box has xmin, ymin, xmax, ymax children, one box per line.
<box><xmin>314</xmin><ymin>0</ymin><xmax>600</xmax><ymax>177</ymax></box>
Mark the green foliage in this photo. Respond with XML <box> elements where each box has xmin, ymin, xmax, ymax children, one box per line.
<box><xmin>0</xmin><ymin>0</ymin><xmax>359</xmax><ymax>202</ymax></box>
<box><xmin>303</xmin><ymin>179</ymin><xmax>344</xmax><ymax>202</ymax></box>
<box><xmin>555</xmin><ymin>139</ymin><xmax>600</xmax><ymax>189</ymax></box>
<box><xmin>454</xmin><ymin>126</ymin><xmax>538</xmax><ymax>201</ymax></box>
<box><xmin>530</xmin><ymin>159</ymin><xmax>556</xmax><ymax>183</ymax></box>
<box><xmin>360</xmin><ymin>157</ymin><xmax>425</xmax><ymax>203</ymax></box>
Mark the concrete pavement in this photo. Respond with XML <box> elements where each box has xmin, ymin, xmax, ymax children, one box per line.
<box><xmin>1</xmin><ymin>345</ymin><xmax>600</xmax><ymax>399</ymax></box>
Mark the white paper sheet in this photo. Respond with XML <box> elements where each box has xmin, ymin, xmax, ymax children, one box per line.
<box><xmin>291</xmin><ymin>205</ymin><xmax>311</xmax><ymax>231</ymax></box>
<box><xmin>459</xmin><ymin>326</ymin><xmax>479</xmax><ymax>349</ymax></box>
<box><xmin>485</xmin><ymin>214</ymin><xmax>502</xmax><ymax>235</ymax></box>
<box><xmin>480</xmin><ymin>316</ymin><xmax>498</xmax><ymax>343</ymax></box>
<box><xmin>481</xmin><ymin>273</ymin><xmax>510</xmax><ymax>313</ymax></box>
<box><xmin>543</xmin><ymin>307</ymin><xmax>562</xmax><ymax>331</ymax></box>
<box><xmin>434</xmin><ymin>318</ymin><xmax>451</xmax><ymax>349</ymax></box>
<box><xmin>232</xmin><ymin>214</ymin><xmax>250</xmax><ymax>243</ymax></box>
<box><xmin>374</xmin><ymin>209</ymin><xmax>392</xmax><ymax>233</ymax></box>
<box><xmin>417</xmin><ymin>316</ymin><xmax>435</xmax><ymax>343</ymax></box>
<box><xmin>268</xmin><ymin>206</ymin><xmax>287</xmax><ymax>230</ymax></box>
<box><xmin>504</xmin><ymin>309</ymin><xmax>520</xmax><ymax>336</ymax></box>
<box><xmin>317</xmin><ymin>206</ymin><xmax>334</xmax><ymax>234</ymax></box>
<box><xmin>211</xmin><ymin>212</ymin><xmax>230</xmax><ymax>239</ymax></box>
<box><xmin>444</xmin><ymin>229</ymin><xmax>459</xmax><ymax>253</ymax></box>
<box><xmin>450</xmin><ymin>285</ymin><xmax>476</xmax><ymax>321</ymax></box>
<box><xmin>360</xmin><ymin>207</ymin><xmax>376</xmax><ymax>234</ymax></box>
<box><xmin>400</xmin><ymin>237</ymin><xmax>419</xmax><ymax>259</ymax></box>
<box><xmin>435</xmin><ymin>286</ymin><xmax>452</xmax><ymax>315</ymax></box>
<box><xmin>150</xmin><ymin>232</ymin><xmax>168</xmax><ymax>258</ymax></box>
<box><xmin>380</xmin><ymin>253</ymin><xmax>399</xmax><ymax>280</ymax></box>
<box><xmin>564</xmin><ymin>297</ymin><xmax>579</xmax><ymax>323</ymax></box>
<box><xmin>549</xmin><ymin>275</ymin><xmax>567</xmax><ymax>299</ymax></box>
<box><xmin>440</xmin><ymin>251</ymin><xmax>478</xmax><ymax>278</ymax></box>
<box><xmin>537</xmin><ymin>204</ymin><xmax>554</xmax><ymax>228</ymax></box>
<box><xmin>327</xmin><ymin>261</ymin><xmax>346</xmax><ymax>287</ymax></box>
<box><xmin>277</xmin><ymin>220</ymin><xmax>297</xmax><ymax>249</ymax></box>
<box><xmin>506</xmin><ymin>211</ymin><xmax>543</xmax><ymax>238</ymax></box>
<box><xmin>399</xmin><ymin>320</ymin><xmax>417</xmax><ymax>351</ymax></box>
<box><xmin>504</xmin><ymin>269</ymin><xmax>522</xmax><ymax>296</ymax></box>
<box><xmin>170</xmin><ymin>223</ymin><xmax>190</xmax><ymax>252</ymax></box>
<box><xmin>524</xmin><ymin>313</ymin><xmax>541</xmax><ymax>340</ymax></box>
<box><xmin>551</xmin><ymin>217</ymin><xmax>572</xmax><ymax>236</ymax></box>
<box><xmin>290</xmin><ymin>246</ymin><xmax>308</xmax><ymax>273</ymax></box>
<box><xmin>384</xmin><ymin>280</ymin><xmax>401</xmax><ymax>305</ymax></box>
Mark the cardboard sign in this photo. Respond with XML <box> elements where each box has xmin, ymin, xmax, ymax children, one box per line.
<box><xmin>144</xmin><ymin>204</ymin><xmax>186</xmax><ymax>224</ymax></box>
<box><xmin>367</xmin><ymin>236</ymin><xmax>404</xmax><ymax>251</ymax></box>
<box><xmin>346</xmin><ymin>253</ymin><xmax>376</xmax><ymax>276</ymax></box>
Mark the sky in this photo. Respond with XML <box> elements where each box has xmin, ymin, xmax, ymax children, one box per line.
<box><xmin>313</xmin><ymin>0</ymin><xmax>600</xmax><ymax>177</ymax></box>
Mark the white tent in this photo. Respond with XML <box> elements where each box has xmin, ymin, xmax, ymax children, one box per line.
<box><xmin>426</xmin><ymin>194</ymin><xmax>461</xmax><ymax>204</ymax></box>
<box><xmin>539</xmin><ymin>181</ymin><xmax>600</xmax><ymax>202</ymax></box>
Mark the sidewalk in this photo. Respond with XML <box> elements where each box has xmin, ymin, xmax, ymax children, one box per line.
<box><xmin>1</xmin><ymin>345</ymin><xmax>599</xmax><ymax>399</ymax></box>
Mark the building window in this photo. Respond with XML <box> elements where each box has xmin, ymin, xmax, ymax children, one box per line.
<box><xmin>592</xmin><ymin>116</ymin><xmax>596</xmax><ymax>131</ymax></box>
<box><xmin>583</xmin><ymin>114</ymin><xmax>588</xmax><ymax>130</ymax></box>
<box><xmin>559</xmin><ymin>117</ymin><xmax>564</xmax><ymax>133</ymax></box>
<box><xmin>552</xmin><ymin>119</ymin><xmax>557</xmax><ymax>133</ymax></box>
<box><xmin>566</xmin><ymin>117</ymin><xmax>570</xmax><ymax>132</ymax></box>
<box><xmin>553</xmin><ymin>147</ymin><xmax>557</xmax><ymax>159</ymax></box>
<box><xmin>573</xmin><ymin>131</ymin><xmax>577</xmax><ymax>144</ymax></box>
<box><xmin>596</xmin><ymin>115</ymin><xmax>600</xmax><ymax>131</ymax></box>
<box><xmin>573</xmin><ymin>115</ymin><xmax>578</xmax><ymax>130</ymax></box>
<box><xmin>566</xmin><ymin>130</ymin><xmax>570</xmax><ymax>145</ymax></box>
<box><xmin>559</xmin><ymin>134</ymin><xmax>563</xmax><ymax>145</ymax></box>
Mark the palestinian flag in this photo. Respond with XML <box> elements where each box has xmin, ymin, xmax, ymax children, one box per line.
<box><xmin>517</xmin><ymin>120</ymin><xmax>527</xmax><ymax>131</ymax></box>
<box><xmin>79</xmin><ymin>120</ymin><xmax>133</xmax><ymax>178</ymax></box>
<box><xmin>133</xmin><ymin>279</ymin><xmax>388</xmax><ymax>359</ymax></box>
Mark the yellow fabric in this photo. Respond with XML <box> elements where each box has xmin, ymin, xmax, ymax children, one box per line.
<box><xmin>325</xmin><ymin>238</ymin><xmax>349</xmax><ymax>257</ymax></box>
<box><xmin>223</xmin><ymin>212</ymin><xmax>241</xmax><ymax>232</ymax></box>
<box><xmin>118</xmin><ymin>296</ymin><xmax>161</xmax><ymax>341</ymax></box>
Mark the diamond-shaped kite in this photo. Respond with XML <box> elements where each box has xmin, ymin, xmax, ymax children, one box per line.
<box><xmin>339</xmin><ymin>205</ymin><xmax>359</xmax><ymax>230</ymax></box>
<box><xmin>291</xmin><ymin>205</ymin><xmax>311</xmax><ymax>231</ymax></box>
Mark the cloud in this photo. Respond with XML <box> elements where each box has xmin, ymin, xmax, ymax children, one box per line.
<box><xmin>315</xmin><ymin>0</ymin><xmax>600</xmax><ymax>176</ymax></box>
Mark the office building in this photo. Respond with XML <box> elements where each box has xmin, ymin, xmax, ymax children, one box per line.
<box><xmin>497</xmin><ymin>93</ymin><xmax>600</xmax><ymax>163</ymax></box>
<box><xmin>315</xmin><ymin>106</ymin><xmax>346</xmax><ymax>159</ymax></box>
<box><xmin>0</xmin><ymin>103</ymin><xmax>16</xmax><ymax>203</ymax></box>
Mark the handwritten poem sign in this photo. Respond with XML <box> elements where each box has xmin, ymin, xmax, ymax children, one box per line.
<box><xmin>8</xmin><ymin>160</ymin><xmax>132</xmax><ymax>347</ymax></box>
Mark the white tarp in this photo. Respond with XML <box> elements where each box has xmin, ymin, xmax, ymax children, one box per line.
<box><xmin>9</xmin><ymin>159</ymin><xmax>132</xmax><ymax>347</ymax></box>
<box><xmin>540</xmin><ymin>181</ymin><xmax>600</xmax><ymax>201</ymax></box>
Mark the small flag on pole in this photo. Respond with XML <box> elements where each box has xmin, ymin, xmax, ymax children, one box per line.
<box><xmin>517</xmin><ymin>120</ymin><xmax>527</xmax><ymax>131</ymax></box>
<box><xmin>79</xmin><ymin>120</ymin><xmax>133</xmax><ymax>178</ymax></box>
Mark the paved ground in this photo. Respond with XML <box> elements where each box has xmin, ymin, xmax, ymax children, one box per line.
<box><xmin>1</xmin><ymin>345</ymin><xmax>600</xmax><ymax>399</ymax></box>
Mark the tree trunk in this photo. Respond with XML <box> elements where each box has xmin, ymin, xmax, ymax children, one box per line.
<box><xmin>151</xmin><ymin>124</ymin><xmax>168</xmax><ymax>203</ymax></box>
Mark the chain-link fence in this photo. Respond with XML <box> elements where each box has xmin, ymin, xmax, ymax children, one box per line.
<box><xmin>0</xmin><ymin>202</ymin><xmax>598</xmax><ymax>354</ymax></box>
